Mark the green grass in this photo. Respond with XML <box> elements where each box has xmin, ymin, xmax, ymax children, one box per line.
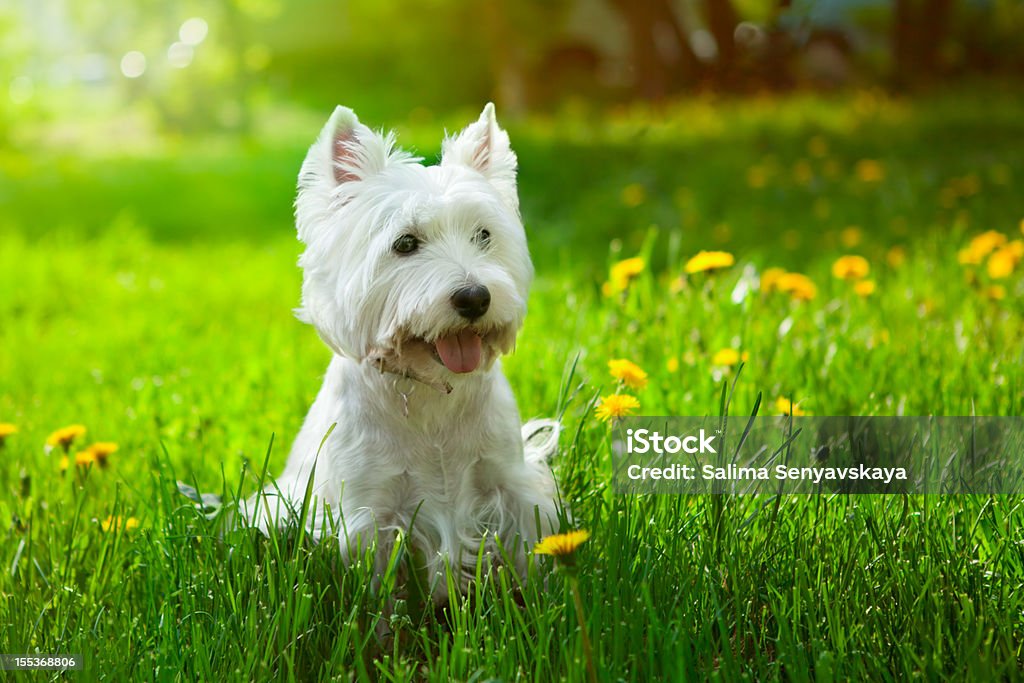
<box><xmin>2</xmin><ymin>86</ymin><xmax>1024</xmax><ymax>680</ymax></box>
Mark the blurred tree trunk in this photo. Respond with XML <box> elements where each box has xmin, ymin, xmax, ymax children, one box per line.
<box><xmin>608</xmin><ymin>0</ymin><xmax>700</xmax><ymax>100</ymax></box>
<box><xmin>919</xmin><ymin>0</ymin><xmax>954</xmax><ymax>74</ymax></box>
<box><xmin>891</xmin><ymin>0</ymin><xmax>956</xmax><ymax>87</ymax></box>
<box><xmin>483</xmin><ymin>0</ymin><xmax>527</xmax><ymax>116</ymax></box>
<box><xmin>891</xmin><ymin>0</ymin><xmax>917</xmax><ymax>87</ymax></box>
<box><xmin>762</xmin><ymin>0</ymin><xmax>796</xmax><ymax>90</ymax></box>
<box><xmin>649</xmin><ymin>0</ymin><xmax>700</xmax><ymax>88</ymax></box>
<box><xmin>702</xmin><ymin>0</ymin><xmax>741</xmax><ymax>86</ymax></box>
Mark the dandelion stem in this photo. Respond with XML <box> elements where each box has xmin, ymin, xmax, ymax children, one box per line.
<box><xmin>569</xmin><ymin>574</ymin><xmax>598</xmax><ymax>683</ymax></box>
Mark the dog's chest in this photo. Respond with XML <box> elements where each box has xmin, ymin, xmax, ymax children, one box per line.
<box><xmin>389</xmin><ymin>431</ymin><xmax>497</xmax><ymax>502</ymax></box>
<box><xmin>332</xmin><ymin>416</ymin><xmax>514</xmax><ymax>519</ymax></box>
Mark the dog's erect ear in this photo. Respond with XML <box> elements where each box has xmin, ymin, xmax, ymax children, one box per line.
<box><xmin>328</xmin><ymin>106</ymin><xmax>364</xmax><ymax>184</ymax></box>
<box><xmin>441</xmin><ymin>103</ymin><xmax>518</xmax><ymax>210</ymax></box>
<box><xmin>300</xmin><ymin>106</ymin><xmax>396</xmax><ymax>189</ymax></box>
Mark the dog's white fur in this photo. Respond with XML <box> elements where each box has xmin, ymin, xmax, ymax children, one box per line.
<box><xmin>239</xmin><ymin>104</ymin><xmax>560</xmax><ymax>598</ymax></box>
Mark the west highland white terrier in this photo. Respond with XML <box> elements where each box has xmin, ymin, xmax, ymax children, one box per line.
<box><xmin>239</xmin><ymin>103</ymin><xmax>562</xmax><ymax>599</ymax></box>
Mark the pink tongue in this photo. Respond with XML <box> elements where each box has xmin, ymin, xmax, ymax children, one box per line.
<box><xmin>435</xmin><ymin>330</ymin><xmax>483</xmax><ymax>373</ymax></box>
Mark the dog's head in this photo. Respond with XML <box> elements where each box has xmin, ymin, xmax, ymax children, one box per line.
<box><xmin>294</xmin><ymin>104</ymin><xmax>532</xmax><ymax>385</ymax></box>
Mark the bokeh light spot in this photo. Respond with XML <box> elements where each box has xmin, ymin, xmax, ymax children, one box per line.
<box><xmin>180</xmin><ymin>17</ymin><xmax>209</xmax><ymax>46</ymax></box>
<box><xmin>168</xmin><ymin>42</ymin><xmax>194</xmax><ymax>69</ymax></box>
<box><xmin>120</xmin><ymin>51</ymin><xmax>146</xmax><ymax>78</ymax></box>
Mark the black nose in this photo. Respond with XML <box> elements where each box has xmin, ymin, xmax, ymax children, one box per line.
<box><xmin>451</xmin><ymin>284</ymin><xmax>491</xmax><ymax>320</ymax></box>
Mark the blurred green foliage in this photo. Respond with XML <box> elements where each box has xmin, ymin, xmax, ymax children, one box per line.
<box><xmin>4</xmin><ymin>0</ymin><xmax>1024</xmax><ymax>152</ymax></box>
<box><xmin>3</xmin><ymin>86</ymin><xmax>1022</xmax><ymax>281</ymax></box>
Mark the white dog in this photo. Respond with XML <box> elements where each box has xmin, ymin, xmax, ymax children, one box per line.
<box><xmin>239</xmin><ymin>103</ymin><xmax>561</xmax><ymax>599</ymax></box>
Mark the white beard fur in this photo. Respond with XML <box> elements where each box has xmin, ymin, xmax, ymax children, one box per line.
<box><xmin>237</xmin><ymin>103</ymin><xmax>562</xmax><ymax>600</ymax></box>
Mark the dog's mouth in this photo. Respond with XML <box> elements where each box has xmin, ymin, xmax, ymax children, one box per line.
<box><xmin>431</xmin><ymin>329</ymin><xmax>484</xmax><ymax>374</ymax></box>
<box><xmin>366</xmin><ymin>323</ymin><xmax>515</xmax><ymax>391</ymax></box>
<box><xmin>399</xmin><ymin>323</ymin><xmax>513</xmax><ymax>373</ymax></box>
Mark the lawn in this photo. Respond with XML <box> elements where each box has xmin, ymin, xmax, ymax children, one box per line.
<box><xmin>1</xmin><ymin>85</ymin><xmax>1023</xmax><ymax>680</ymax></box>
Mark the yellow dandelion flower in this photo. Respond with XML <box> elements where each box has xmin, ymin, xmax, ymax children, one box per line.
<box><xmin>605</xmin><ymin>257</ymin><xmax>645</xmax><ymax>296</ymax></box>
<box><xmin>808</xmin><ymin>135</ymin><xmax>828</xmax><ymax>158</ymax></box>
<box><xmin>972</xmin><ymin>230</ymin><xmax>1008</xmax><ymax>252</ymax></box>
<box><xmin>840</xmin><ymin>226</ymin><xmax>862</xmax><ymax>248</ymax></box>
<box><xmin>987</xmin><ymin>247</ymin><xmax>1017</xmax><ymax>279</ymax></box>
<box><xmin>886</xmin><ymin>246</ymin><xmax>907</xmax><ymax>268</ymax></box>
<box><xmin>59</xmin><ymin>455</ymin><xmax>70</xmax><ymax>473</ymax></box>
<box><xmin>666</xmin><ymin>357</ymin><xmax>679</xmax><ymax>373</ymax></box>
<box><xmin>101</xmin><ymin>516</ymin><xmax>140</xmax><ymax>533</ymax></box>
<box><xmin>792</xmin><ymin>159</ymin><xmax>813</xmax><ymax>185</ymax></box>
<box><xmin>611</xmin><ymin>257</ymin><xmax>645</xmax><ymax>282</ymax></box>
<box><xmin>985</xmin><ymin>285</ymin><xmax>1006</xmax><ymax>301</ymax></box>
<box><xmin>711</xmin><ymin>348</ymin><xmax>749</xmax><ymax>366</ymax></box>
<box><xmin>46</xmin><ymin>424</ymin><xmax>87</xmax><ymax>452</ymax></box>
<box><xmin>0</xmin><ymin>423</ymin><xmax>16</xmax><ymax>446</ymax></box>
<box><xmin>685</xmin><ymin>250</ymin><xmax>735</xmax><ymax>274</ymax></box>
<box><xmin>855</xmin><ymin>159</ymin><xmax>885</xmax><ymax>183</ymax></box>
<box><xmin>959</xmin><ymin>230</ymin><xmax>1007</xmax><ymax>265</ymax></box>
<box><xmin>832</xmin><ymin>255</ymin><xmax>870</xmax><ymax>280</ymax></box>
<box><xmin>775</xmin><ymin>397</ymin><xmax>807</xmax><ymax>416</ymax></box>
<box><xmin>776</xmin><ymin>273</ymin><xmax>817</xmax><ymax>301</ymax></box>
<box><xmin>85</xmin><ymin>442</ymin><xmax>119</xmax><ymax>468</ymax></box>
<box><xmin>608</xmin><ymin>359</ymin><xmax>648</xmax><ymax>390</ymax></box>
<box><xmin>621</xmin><ymin>183</ymin><xmax>646</xmax><ymax>208</ymax></box>
<box><xmin>533</xmin><ymin>529</ymin><xmax>590</xmax><ymax>557</ymax></box>
<box><xmin>746</xmin><ymin>165</ymin><xmax>768</xmax><ymax>188</ymax></box>
<box><xmin>760</xmin><ymin>267</ymin><xmax>787</xmax><ymax>293</ymax></box>
<box><xmin>957</xmin><ymin>247</ymin><xmax>981</xmax><ymax>266</ymax></box>
<box><xmin>595</xmin><ymin>394</ymin><xmax>640</xmax><ymax>422</ymax></box>
<box><xmin>854</xmin><ymin>279</ymin><xmax>876</xmax><ymax>297</ymax></box>
<box><xmin>74</xmin><ymin>450</ymin><xmax>96</xmax><ymax>468</ymax></box>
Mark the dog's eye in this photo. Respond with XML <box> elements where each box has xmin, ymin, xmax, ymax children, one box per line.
<box><xmin>392</xmin><ymin>234</ymin><xmax>420</xmax><ymax>255</ymax></box>
<box><xmin>474</xmin><ymin>228</ymin><xmax>492</xmax><ymax>249</ymax></box>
